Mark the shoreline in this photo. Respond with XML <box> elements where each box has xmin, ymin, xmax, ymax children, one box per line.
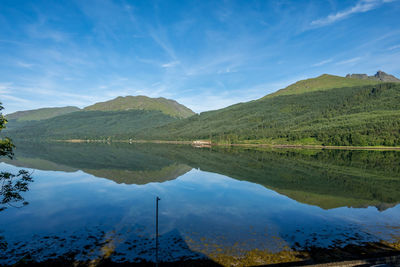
<box><xmin>60</xmin><ymin>139</ymin><xmax>400</xmax><ymax>151</ymax></box>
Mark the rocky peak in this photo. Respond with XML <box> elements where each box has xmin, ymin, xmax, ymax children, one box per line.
<box><xmin>346</xmin><ymin>71</ymin><xmax>400</xmax><ymax>82</ymax></box>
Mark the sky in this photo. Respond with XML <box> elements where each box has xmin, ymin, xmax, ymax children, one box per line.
<box><xmin>0</xmin><ymin>0</ymin><xmax>400</xmax><ymax>114</ymax></box>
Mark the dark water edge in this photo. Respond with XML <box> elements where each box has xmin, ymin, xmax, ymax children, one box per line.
<box><xmin>4</xmin><ymin>241</ymin><xmax>400</xmax><ymax>266</ymax></box>
<box><xmin>1</xmin><ymin>142</ymin><xmax>400</xmax><ymax>266</ymax></box>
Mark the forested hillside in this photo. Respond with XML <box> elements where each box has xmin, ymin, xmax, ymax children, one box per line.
<box><xmin>4</xmin><ymin>110</ymin><xmax>178</xmax><ymax>140</ymax></box>
<box><xmin>139</xmin><ymin>82</ymin><xmax>400</xmax><ymax>146</ymax></box>
<box><xmin>6</xmin><ymin>106</ymin><xmax>80</xmax><ymax>121</ymax></box>
<box><xmin>84</xmin><ymin>95</ymin><xmax>195</xmax><ymax>118</ymax></box>
<box><xmin>3</xmin><ymin>74</ymin><xmax>400</xmax><ymax>147</ymax></box>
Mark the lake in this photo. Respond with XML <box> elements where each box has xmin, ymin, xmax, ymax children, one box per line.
<box><xmin>1</xmin><ymin>142</ymin><xmax>400</xmax><ymax>265</ymax></box>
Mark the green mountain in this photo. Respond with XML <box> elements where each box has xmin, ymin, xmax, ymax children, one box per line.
<box><xmin>266</xmin><ymin>74</ymin><xmax>382</xmax><ymax>98</ymax></box>
<box><xmin>3</xmin><ymin>109</ymin><xmax>178</xmax><ymax>140</ymax></box>
<box><xmin>84</xmin><ymin>95</ymin><xmax>195</xmax><ymax>118</ymax></box>
<box><xmin>3</xmin><ymin>95</ymin><xmax>195</xmax><ymax>140</ymax></box>
<box><xmin>4</xmin><ymin>72</ymin><xmax>400</xmax><ymax>147</ymax></box>
<box><xmin>138</xmin><ymin>82</ymin><xmax>400</xmax><ymax>146</ymax></box>
<box><xmin>6</xmin><ymin>106</ymin><xmax>80</xmax><ymax>121</ymax></box>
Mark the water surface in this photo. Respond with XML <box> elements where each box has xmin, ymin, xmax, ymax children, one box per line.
<box><xmin>1</xmin><ymin>142</ymin><xmax>400</xmax><ymax>264</ymax></box>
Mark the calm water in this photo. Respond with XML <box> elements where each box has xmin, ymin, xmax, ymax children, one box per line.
<box><xmin>1</xmin><ymin>142</ymin><xmax>400</xmax><ymax>264</ymax></box>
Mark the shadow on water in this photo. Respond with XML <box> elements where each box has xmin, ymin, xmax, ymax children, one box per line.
<box><xmin>1</xmin><ymin>227</ymin><xmax>222</xmax><ymax>266</ymax></box>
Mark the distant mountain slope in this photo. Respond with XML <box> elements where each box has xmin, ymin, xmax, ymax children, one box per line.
<box><xmin>346</xmin><ymin>70</ymin><xmax>400</xmax><ymax>82</ymax></box>
<box><xmin>266</xmin><ymin>74</ymin><xmax>381</xmax><ymax>98</ymax></box>
<box><xmin>84</xmin><ymin>95</ymin><xmax>195</xmax><ymax>118</ymax></box>
<box><xmin>6</xmin><ymin>106</ymin><xmax>80</xmax><ymax>121</ymax></box>
<box><xmin>4</xmin><ymin>73</ymin><xmax>400</xmax><ymax>146</ymax></box>
<box><xmin>4</xmin><ymin>110</ymin><xmax>177</xmax><ymax>140</ymax></box>
<box><xmin>140</xmin><ymin>82</ymin><xmax>400</xmax><ymax>146</ymax></box>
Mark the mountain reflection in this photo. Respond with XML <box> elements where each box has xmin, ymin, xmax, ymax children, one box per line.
<box><xmin>3</xmin><ymin>141</ymin><xmax>400</xmax><ymax>210</ymax></box>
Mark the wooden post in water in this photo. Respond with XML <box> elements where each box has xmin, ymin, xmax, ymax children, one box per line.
<box><xmin>156</xmin><ymin>196</ymin><xmax>160</xmax><ymax>266</ymax></box>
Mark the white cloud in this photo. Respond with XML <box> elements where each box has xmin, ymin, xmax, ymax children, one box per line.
<box><xmin>388</xmin><ymin>44</ymin><xmax>400</xmax><ymax>50</ymax></box>
<box><xmin>0</xmin><ymin>94</ymin><xmax>29</xmax><ymax>103</ymax></box>
<box><xmin>161</xmin><ymin>61</ymin><xmax>180</xmax><ymax>68</ymax></box>
<box><xmin>335</xmin><ymin>57</ymin><xmax>361</xmax><ymax>65</ymax></box>
<box><xmin>311</xmin><ymin>0</ymin><xmax>392</xmax><ymax>27</ymax></box>
<box><xmin>0</xmin><ymin>83</ymin><xmax>12</xmax><ymax>94</ymax></box>
<box><xmin>16</xmin><ymin>61</ymin><xmax>34</xmax><ymax>68</ymax></box>
<box><xmin>312</xmin><ymin>58</ymin><xmax>333</xmax><ymax>67</ymax></box>
<box><xmin>148</xmin><ymin>26</ymin><xmax>178</xmax><ymax>61</ymax></box>
<box><xmin>0</xmin><ymin>83</ymin><xmax>29</xmax><ymax>104</ymax></box>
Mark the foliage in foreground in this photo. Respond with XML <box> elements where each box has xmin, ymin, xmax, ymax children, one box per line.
<box><xmin>0</xmin><ymin>103</ymin><xmax>33</xmax><ymax>212</ymax></box>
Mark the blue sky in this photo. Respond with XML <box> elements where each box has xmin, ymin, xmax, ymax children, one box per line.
<box><xmin>1</xmin><ymin>0</ymin><xmax>400</xmax><ymax>114</ymax></box>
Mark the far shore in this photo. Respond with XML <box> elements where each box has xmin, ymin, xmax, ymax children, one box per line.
<box><xmin>61</xmin><ymin>139</ymin><xmax>400</xmax><ymax>151</ymax></box>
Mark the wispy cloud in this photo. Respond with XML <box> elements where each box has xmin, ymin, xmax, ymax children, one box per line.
<box><xmin>16</xmin><ymin>61</ymin><xmax>34</xmax><ymax>68</ymax></box>
<box><xmin>161</xmin><ymin>61</ymin><xmax>180</xmax><ymax>68</ymax></box>
<box><xmin>0</xmin><ymin>94</ymin><xmax>29</xmax><ymax>103</ymax></box>
<box><xmin>388</xmin><ymin>44</ymin><xmax>400</xmax><ymax>50</ymax></box>
<box><xmin>312</xmin><ymin>58</ymin><xmax>333</xmax><ymax>67</ymax></box>
<box><xmin>25</xmin><ymin>17</ymin><xmax>69</xmax><ymax>43</ymax></box>
<box><xmin>0</xmin><ymin>83</ymin><xmax>12</xmax><ymax>94</ymax></box>
<box><xmin>311</xmin><ymin>0</ymin><xmax>393</xmax><ymax>27</ymax></box>
<box><xmin>148</xmin><ymin>26</ymin><xmax>178</xmax><ymax>61</ymax></box>
<box><xmin>0</xmin><ymin>83</ymin><xmax>30</xmax><ymax>104</ymax></box>
<box><xmin>335</xmin><ymin>57</ymin><xmax>362</xmax><ymax>65</ymax></box>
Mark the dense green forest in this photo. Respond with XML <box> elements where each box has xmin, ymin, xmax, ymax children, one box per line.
<box><xmin>6</xmin><ymin>106</ymin><xmax>80</xmax><ymax>121</ymax></box>
<box><xmin>3</xmin><ymin>142</ymin><xmax>400</xmax><ymax>209</ymax></box>
<box><xmin>138</xmin><ymin>82</ymin><xmax>400</xmax><ymax>146</ymax></box>
<box><xmin>4</xmin><ymin>110</ymin><xmax>178</xmax><ymax>141</ymax></box>
<box><xmin>3</xmin><ymin>76</ymin><xmax>400</xmax><ymax>146</ymax></box>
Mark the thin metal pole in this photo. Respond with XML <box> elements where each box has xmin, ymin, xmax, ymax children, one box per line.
<box><xmin>156</xmin><ymin>196</ymin><xmax>160</xmax><ymax>266</ymax></box>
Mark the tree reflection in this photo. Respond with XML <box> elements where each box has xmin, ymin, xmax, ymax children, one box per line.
<box><xmin>0</xmin><ymin>102</ymin><xmax>33</xmax><ymax>251</ymax></box>
<box><xmin>0</xmin><ymin>170</ymin><xmax>33</xmax><ymax>212</ymax></box>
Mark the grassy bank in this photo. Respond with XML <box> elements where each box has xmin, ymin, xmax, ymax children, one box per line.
<box><xmin>60</xmin><ymin>138</ymin><xmax>400</xmax><ymax>151</ymax></box>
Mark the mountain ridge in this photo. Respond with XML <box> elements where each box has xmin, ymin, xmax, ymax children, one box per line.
<box><xmin>84</xmin><ymin>95</ymin><xmax>195</xmax><ymax>118</ymax></box>
<box><xmin>261</xmin><ymin>71</ymin><xmax>400</xmax><ymax>99</ymax></box>
<box><xmin>3</xmin><ymin>71</ymin><xmax>400</xmax><ymax>147</ymax></box>
<box><xmin>6</xmin><ymin>106</ymin><xmax>81</xmax><ymax>121</ymax></box>
<box><xmin>346</xmin><ymin>70</ymin><xmax>400</xmax><ymax>83</ymax></box>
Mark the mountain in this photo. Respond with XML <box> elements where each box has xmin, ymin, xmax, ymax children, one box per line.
<box><xmin>84</xmin><ymin>95</ymin><xmax>195</xmax><ymax>118</ymax></box>
<box><xmin>266</xmin><ymin>74</ymin><xmax>382</xmax><ymax>98</ymax></box>
<box><xmin>6</xmin><ymin>106</ymin><xmax>80</xmax><ymax>121</ymax></box>
<box><xmin>3</xmin><ymin>95</ymin><xmax>195</xmax><ymax>140</ymax></box>
<box><xmin>4</xmin><ymin>71</ymin><xmax>400</xmax><ymax>146</ymax></box>
<box><xmin>346</xmin><ymin>70</ymin><xmax>400</xmax><ymax>83</ymax></box>
<box><xmin>3</xmin><ymin>109</ymin><xmax>178</xmax><ymax>140</ymax></box>
<box><xmin>140</xmin><ymin>82</ymin><xmax>400</xmax><ymax>146</ymax></box>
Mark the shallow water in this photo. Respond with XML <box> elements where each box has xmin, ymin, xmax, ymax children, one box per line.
<box><xmin>1</xmin><ymin>142</ymin><xmax>400</xmax><ymax>264</ymax></box>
